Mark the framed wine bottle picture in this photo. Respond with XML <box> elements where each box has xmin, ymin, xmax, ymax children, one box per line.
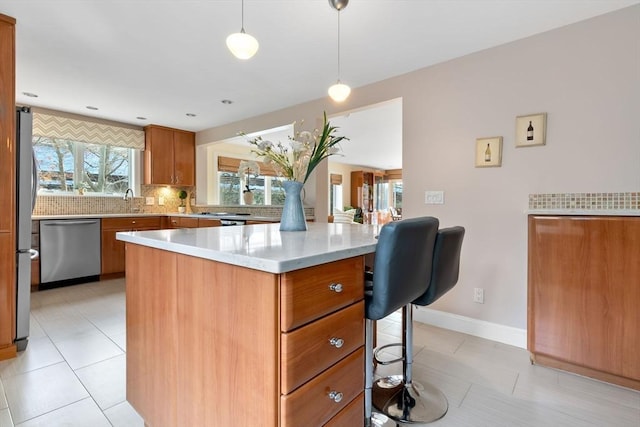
<box><xmin>475</xmin><ymin>136</ymin><xmax>502</xmax><ymax>167</ymax></box>
<box><xmin>516</xmin><ymin>113</ymin><xmax>547</xmax><ymax>147</ymax></box>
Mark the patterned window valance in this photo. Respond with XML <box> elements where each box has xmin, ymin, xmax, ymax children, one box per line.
<box><xmin>32</xmin><ymin>112</ymin><xmax>145</xmax><ymax>150</ymax></box>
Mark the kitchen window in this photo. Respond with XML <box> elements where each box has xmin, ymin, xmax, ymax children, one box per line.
<box><xmin>31</xmin><ymin>111</ymin><xmax>145</xmax><ymax>196</ymax></box>
<box><xmin>218</xmin><ymin>171</ymin><xmax>286</xmax><ymax>205</ymax></box>
<box><xmin>217</xmin><ymin>156</ymin><xmax>286</xmax><ymax>205</ymax></box>
<box><xmin>34</xmin><ymin>136</ymin><xmax>138</xmax><ymax>195</ymax></box>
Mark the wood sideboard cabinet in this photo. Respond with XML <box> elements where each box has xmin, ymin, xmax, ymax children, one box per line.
<box><xmin>528</xmin><ymin>215</ymin><xmax>640</xmax><ymax>390</ymax></box>
<box><xmin>143</xmin><ymin>125</ymin><xmax>195</xmax><ymax>186</ymax></box>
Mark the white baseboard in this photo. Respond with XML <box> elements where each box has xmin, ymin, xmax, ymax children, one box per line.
<box><xmin>413</xmin><ymin>307</ymin><xmax>527</xmax><ymax>349</ymax></box>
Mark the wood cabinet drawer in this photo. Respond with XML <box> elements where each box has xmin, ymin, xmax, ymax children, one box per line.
<box><xmin>281</xmin><ymin>256</ymin><xmax>364</xmax><ymax>331</ymax></box>
<box><xmin>102</xmin><ymin>216</ymin><xmax>161</xmax><ymax>230</ymax></box>
<box><xmin>281</xmin><ymin>302</ymin><xmax>363</xmax><ymax>394</ymax></box>
<box><xmin>281</xmin><ymin>348</ymin><xmax>363</xmax><ymax>427</ymax></box>
<box><xmin>324</xmin><ymin>392</ymin><xmax>363</xmax><ymax>427</ymax></box>
<box><xmin>168</xmin><ymin>216</ymin><xmax>199</xmax><ymax>228</ymax></box>
<box><xmin>197</xmin><ymin>218</ymin><xmax>221</xmax><ymax>227</ymax></box>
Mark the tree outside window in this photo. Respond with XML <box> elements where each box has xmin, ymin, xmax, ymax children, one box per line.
<box><xmin>34</xmin><ymin>136</ymin><xmax>131</xmax><ymax>194</ymax></box>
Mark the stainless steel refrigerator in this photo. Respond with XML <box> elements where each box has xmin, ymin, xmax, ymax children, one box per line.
<box><xmin>15</xmin><ymin>106</ymin><xmax>38</xmax><ymax>351</ymax></box>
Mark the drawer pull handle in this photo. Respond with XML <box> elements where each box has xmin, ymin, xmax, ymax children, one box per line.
<box><xmin>329</xmin><ymin>337</ymin><xmax>344</xmax><ymax>348</ymax></box>
<box><xmin>328</xmin><ymin>391</ymin><xmax>343</xmax><ymax>403</ymax></box>
<box><xmin>329</xmin><ymin>283</ymin><xmax>343</xmax><ymax>293</ymax></box>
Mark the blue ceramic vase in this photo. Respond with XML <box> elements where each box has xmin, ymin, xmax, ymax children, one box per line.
<box><xmin>280</xmin><ymin>181</ymin><xmax>307</xmax><ymax>231</ymax></box>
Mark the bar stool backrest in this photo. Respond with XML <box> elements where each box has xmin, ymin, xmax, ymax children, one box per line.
<box><xmin>413</xmin><ymin>226</ymin><xmax>465</xmax><ymax>306</ymax></box>
<box><xmin>365</xmin><ymin>216</ymin><xmax>439</xmax><ymax>321</ymax></box>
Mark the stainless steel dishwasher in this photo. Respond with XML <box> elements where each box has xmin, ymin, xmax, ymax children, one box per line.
<box><xmin>40</xmin><ymin>219</ymin><xmax>101</xmax><ymax>287</ymax></box>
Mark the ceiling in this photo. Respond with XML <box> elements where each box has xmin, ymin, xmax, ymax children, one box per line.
<box><xmin>2</xmin><ymin>0</ymin><xmax>638</xmax><ymax>170</ymax></box>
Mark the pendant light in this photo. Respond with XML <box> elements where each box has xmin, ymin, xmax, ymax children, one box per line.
<box><xmin>328</xmin><ymin>0</ymin><xmax>351</xmax><ymax>102</ymax></box>
<box><xmin>226</xmin><ymin>0</ymin><xmax>259</xmax><ymax>60</ymax></box>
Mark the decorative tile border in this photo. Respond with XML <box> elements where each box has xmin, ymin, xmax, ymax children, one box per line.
<box><xmin>529</xmin><ymin>192</ymin><xmax>640</xmax><ymax>210</ymax></box>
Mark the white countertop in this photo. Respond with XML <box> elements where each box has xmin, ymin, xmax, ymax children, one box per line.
<box><xmin>32</xmin><ymin>213</ymin><xmax>285</xmax><ymax>221</ymax></box>
<box><xmin>527</xmin><ymin>209</ymin><xmax>640</xmax><ymax>216</ymax></box>
<box><xmin>116</xmin><ymin>223</ymin><xmax>379</xmax><ymax>274</ymax></box>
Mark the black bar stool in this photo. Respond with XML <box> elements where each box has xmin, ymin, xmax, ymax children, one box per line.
<box><xmin>364</xmin><ymin>217</ymin><xmax>440</xmax><ymax>426</ymax></box>
<box><xmin>370</xmin><ymin>226</ymin><xmax>465</xmax><ymax>425</ymax></box>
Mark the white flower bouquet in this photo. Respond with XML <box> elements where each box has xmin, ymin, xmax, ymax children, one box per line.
<box><xmin>245</xmin><ymin>112</ymin><xmax>348</xmax><ymax>184</ymax></box>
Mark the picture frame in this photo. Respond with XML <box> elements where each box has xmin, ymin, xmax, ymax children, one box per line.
<box><xmin>516</xmin><ymin>113</ymin><xmax>546</xmax><ymax>147</ymax></box>
<box><xmin>475</xmin><ymin>136</ymin><xmax>502</xmax><ymax>168</ymax></box>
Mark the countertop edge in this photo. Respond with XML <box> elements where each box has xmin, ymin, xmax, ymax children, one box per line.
<box><xmin>116</xmin><ymin>224</ymin><xmax>377</xmax><ymax>274</ymax></box>
<box><xmin>526</xmin><ymin>209</ymin><xmax>640</xmax><ymax>216</ymax></box>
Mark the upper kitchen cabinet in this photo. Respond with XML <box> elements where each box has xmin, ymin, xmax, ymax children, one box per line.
<box><xmin>143</xmin><ymin>125</ymin><xmax>195</xmax><ymax>186</ymax></box>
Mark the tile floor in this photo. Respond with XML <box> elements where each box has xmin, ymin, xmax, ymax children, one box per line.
<box><xmin>0</xmin><ymin>278</ymin><xmax>638</xmax><ymax>426</ymax></box>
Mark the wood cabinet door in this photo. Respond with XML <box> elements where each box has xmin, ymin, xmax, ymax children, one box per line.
<box><xmin>173</xmin><ymin>130</ymin><xmax>195</xmax><ymax>186</ymax></box>
<box><xmin>0</xmin><ymin>16</ymin><xmax>15</xmax><ymax>234</ymax></box>
<box><xmin>0</xmin><ymin>232</ymin><xmax>15</xmax><ymax>350</ymax></box>
<box><xmin>350</xmin><ymin>171</ymin><xmax>363</xmax><ymax>210</ymax></box>
<box><xmin>101</xmin><ymin>229</ymin><xmax>125</xmax><ymax>275</ymax></box>
<box><xmin>144</xmin><ymin>126</ymin><xmax>174</xmax><ymax>185</ymax></box>
<box><xmin>528</xmin><ymin>216</ymin><xmax>640</xmax><ymax>381</ymax></box>
<box><xmin>0</xmin><ymin>15</ymin><xmax>16</xmax><ymax>357</ymax></box>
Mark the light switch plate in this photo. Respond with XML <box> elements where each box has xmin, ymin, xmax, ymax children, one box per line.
<box><xmin>158</xmin><ymin>197</ymin><xmax>165</xmax><ymax>206</ymax></box>
<box><xmin>425</xmin><ymin>191</ymin><xmax>445</xmax><ymax>204</ymax></box>
<box><xmin>145</xmin><ymin>197</ymin><xmax>155</xmax><ymax>205</ymax></box>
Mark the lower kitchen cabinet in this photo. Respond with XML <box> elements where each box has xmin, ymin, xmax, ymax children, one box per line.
<box><xmin>167</xmin><ymin>216</ymin><xmax>199</xmax><ymax>229</ymax></box>
<box><xmin>528</xmin><ymin>215</ymin><xmax>640</xmax><ymax>390</ymax></box>
<box><xmin>125</xmin><ymin>243</ymin><xmax>365</xmax><ymax>426</ymax></box>
<box><xmin>101</xmin><ymin>217</ymin><xmax>162</xmax><ymax>276</ymax></box>
<box><xmin>0</xmin><ymin>232</ymin><xmax>16</xmax><ymax>359</ymax></box>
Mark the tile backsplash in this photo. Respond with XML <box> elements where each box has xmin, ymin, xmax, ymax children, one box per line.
<box><xmin>33</xmin><ymin>185</ymin><xmax>313</xmax><ymax>217</ymax></box>
<box><xmin>33</xmin><ymin>185</ymin><xmax>186</xmax><ymax>216</ymax></box>
<box><xmin>529</xmin><ymin>192</ymin><xmax>640</xmax><ymax>210</ymax></box>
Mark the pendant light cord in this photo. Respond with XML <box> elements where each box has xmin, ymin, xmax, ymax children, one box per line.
<box><xmin>241</xmin><ymin>0</ymin><xmax>245</xmax><ymax>32</ymax></box>
<box><xmin>336</xmin><ymin>9</ymin><xmax>341</xmax><ymax>81</ymax></box>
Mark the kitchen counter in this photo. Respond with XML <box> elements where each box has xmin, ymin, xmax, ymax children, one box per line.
<box><xmin>33</xmin><ymin>212</ymin><xmax>310</xmax><ymax>222</ymax></box>
<box><xmin>122</xmin><ymin>222</ymin><xmax>377</xmax><ymax>426</ymax></box>
<box><xmin>33</xmin><ymin>213</ymin><xmax>162</xmax><ymax>220</ymax></box>
<box><xmin>117</xmin><ymin>222</ymin><xmax>377</xmax><ymax>273</ymax></box>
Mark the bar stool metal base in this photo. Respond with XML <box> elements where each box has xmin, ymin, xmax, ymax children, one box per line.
<box><xmin>373</xmin><ymin>375</ymin><xmax>448</xmax><ymax>424</ymax></box>
<box><xmin>371</xmin><ymin>411</ymin><xmax>400</xmax><ymax>427</ymax></box>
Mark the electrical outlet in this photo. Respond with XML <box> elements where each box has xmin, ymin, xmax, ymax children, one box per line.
<box><xmin>158</xmin><ymin>197</ymin><xmax>165</xmax><ymax>206</ymax></box>
<box><xmin>473</xmin><ymin>288</ymin><xmax>484</xmax><ymax>304</ymax></box>
<box><xmin>190</xmin><ymin>198</ymin><xmax>196</xmax><ymax>206</ymax></box>
<box><xmin>425</xmin><ymin>190</ymin><xmax>445</xmax><ymax>205</ymax></box>
<box><xmin>145</xmin><ymin>197</ymin><xmax>155</xmax><ymax>205</ymax></box>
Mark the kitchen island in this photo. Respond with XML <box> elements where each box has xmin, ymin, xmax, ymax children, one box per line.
<box><xmin>117</xmin><ymin>223</ymin><xmax>379</xmax><ymax>427</ymax></box>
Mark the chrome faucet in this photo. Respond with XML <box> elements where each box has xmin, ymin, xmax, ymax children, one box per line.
<box><xmin>123</xmin><ymin>188</ymin><xmax>134</xmax><ymax>201</ymax></box>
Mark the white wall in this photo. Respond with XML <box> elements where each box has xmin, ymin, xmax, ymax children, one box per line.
<box><xmin>197</xmin><ymin>6</ymin><xmax>640</xmax><ymax>330</ymax></box>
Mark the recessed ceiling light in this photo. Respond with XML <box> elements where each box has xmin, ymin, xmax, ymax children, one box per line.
<box><xmin>22</xmin><ymin>92</ymin><xmax>38</xmax><ymax>98</ymax></box>
<box><xmin>221</xmin><ymin>99</ymin><xmax>233</xmax><ymax>105</ymax></box>
<box><xmin>86</xmin><ymin>106</ymin><xmax>99</xmax><ymax>110</ymax></box>
<box><xmin>136</xmin><ymin>116</ymin><xmax>147</xmax><ymax>120</ymax></box>
<box><xmin>186</xmin><ymin>113</ymin><xmax>197</xmax><ymax>117</ymax></box>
